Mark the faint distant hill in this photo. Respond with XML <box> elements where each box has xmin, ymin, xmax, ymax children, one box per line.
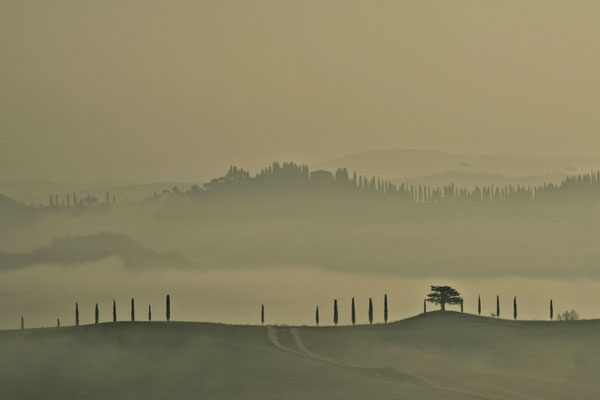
<box><xmin>403</xmin><ymin>171</ymin><xmax>567</xmax><ymax>189</ymax></box>
<box><xmin>0</xmin><ymin>232</ymin><xmax>190</xmax><ymax>270</ymax></box>
<box><xmin>0</xmin><ymin>193</ymin><xmax>35</xmax><ymax>231</ymax></box>
<box><xmin>314</xmin><ymin>149</ymin><xmax>600</xmax><ymax>180</ymax></box>
<box><xmin>0</xmin><ymin>193</ymin><xmax>25</xmax><ymax>209</ymax></box>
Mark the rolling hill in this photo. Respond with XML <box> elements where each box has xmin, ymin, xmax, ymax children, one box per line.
<box><xmin>1</xmin><ymin>311</ymin><xmax>598</xmax><ymax>399</ymax></box>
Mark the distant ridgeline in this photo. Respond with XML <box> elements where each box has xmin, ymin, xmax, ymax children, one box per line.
<box><xmin>43</xmin><ymin>162</ymin><xmax>600</xmax><ymax>207</ymax></box>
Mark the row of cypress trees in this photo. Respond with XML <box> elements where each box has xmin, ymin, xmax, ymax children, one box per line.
<box><xmin>22</xmin><ymin>295</ymin><xmax>172</xmax><ymax>329</ymax></box>
<box><xmin>313</xmin><ymin>295</ymin><xmax>389</xmax><ymax>326</ymax></box>
<box><xmin>18</xmin><ymin>294</ymin><xmax>560</xmax><ymax>330</ymax></box>
<box><xmin>258</xmin><ymin>294</ymin><xmax>558</xmax><ymax>326</ymax></box>
<box><xmin>473</xmin><ymin>295</ymin><xmax>555</xmax><ymax>320</ymax></box>
<box><xmin>260</xmin><ymin>295</ymin><xmax>390</xmax><ymax>326</ymax></box>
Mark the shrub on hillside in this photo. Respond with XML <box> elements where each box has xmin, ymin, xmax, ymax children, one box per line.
<box><xmin>556</xmin><ymin>310</ymin><xmax>579</xmax><ymax>321</ymax></box>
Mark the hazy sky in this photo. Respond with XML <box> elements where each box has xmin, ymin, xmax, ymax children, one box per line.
<box><xmin>1</xmin><ymin>1</ymin><xmax>600</xmax><ymax>181</ymax></box>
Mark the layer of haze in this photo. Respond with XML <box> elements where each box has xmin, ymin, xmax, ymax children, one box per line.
<box><xmin>2</xmin><ymin>1</ymin><xmax>600</xmax><ymax>182</ymax></box>
<box><xmin>1</xmin><ymin>259</ymin><xmax>597</xmax><ymax>330</ymax></box>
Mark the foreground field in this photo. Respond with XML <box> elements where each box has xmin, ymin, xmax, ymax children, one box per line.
<box><xmin>1</xmin><ymin>311</ymin><xmax>599</xmax><ymax>399</ymax></box>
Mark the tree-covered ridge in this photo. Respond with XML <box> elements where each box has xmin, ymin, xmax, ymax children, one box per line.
<box><xmin>195</xmin><ymin>162</ymin><xmax>600</xmax><ymax>203</ymax></box>
<box><xmin>40</xmin><ymin>161</ymin><xmax>600</xmax><ymax>208</ymax></box>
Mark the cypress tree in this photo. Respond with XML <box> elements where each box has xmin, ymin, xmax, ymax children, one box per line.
<box><xmin>166</xmin><ymin>294</ymin><xmax>171</xmax><ymax>321</ymax></box>
<box><xmin>384</xmin><ymin>294</ymin><xmax>388</xmax><ymax>323</ymax></box>
<box><xmin>131</xmin><ymin>298</ymin><xmax>135</xmax><ymax>322</ymax></box>
<box><xmin>550</xmin><ymin>299</ymin><xmax>553</xmax><ymax>320</ymax></box>
<box><xmin>95</xmin><ymin>303</ymin><xmax>99</xmax><ymax>324</ymax></box>
<box><xmin>423</xmin><ymin>299</ymin><xmax>426</xmax><ymax>313</ymax></box>
<box><xmin>351</xmin><ymin>298</ymin><xmax>356</xmax><ymax>325</ymax></box>
<box><xmin>261</xmin><ymin>304</ymin><xmax>264</xmax><ymax>325</ymax></box>
<box><xmin>315</xmin><ymin>306</ymin><xmax>319</xmax><ymax>326</ymax></box>
<box><xmin>513</xmin><ymin>296</ymin><xmax>517</xmax><ymax>320</ymax></box>
<box><xmin>21</xmin><ymin>316</ymin><xmax>24</xmax><ymax>331</ymax></box>
<box><xmin>496</xmin><ymin>296</ymin><xmax>500</xmax><ymax>318</ymax></box>
<box><xmin>76</xmin><ymin>302</ymin><xmax>79</xmax><ymax>326</ymax></box>
<box><xmin>368</xmin><ymin>298</ymin><xmax>373</xmax><ymax>324</ymax></box>
<box><xmin>113</xmin><ymin>299</ymin><xmax>117</xmax><ymax>322</ymax></box>
<box><xmin>148</xmin><ymin>305</ymin><xmax>152</xmax><ymax>321</ymax></box>
<box><xmin>460</xmin><ymin>298</ymin><xmax>464</xmax><ymax>313</ymax></box>
<box><xmin>333</xmin><ymin>299</ymin><xmax>338</xmax><ymax>326</ymax></box>
<box><xmin>57</xmin><ymin>318</ymin><xmax>60</xmax><ymax>328</ymax></box>
<box><xmin>478</xmin><ymin>295</ymin><xmax>481</xmax><ymax>316</ymax></box>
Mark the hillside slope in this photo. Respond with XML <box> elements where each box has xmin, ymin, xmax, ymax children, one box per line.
<box><xmin>0</xmin><ymin>311</ymin><xmax>598</xmax><ymax>399</ymax></box>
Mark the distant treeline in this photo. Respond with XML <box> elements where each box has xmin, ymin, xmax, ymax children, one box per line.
<box><xmin>187</xmin><ymin>162</ymin><xmax>600</xmax><ymax>203</ymax></box>
<box><xmin>45</xmin><ymin>162</ymin><xmax>600</xmax><ymax>208</ymax></box>
<box><xmin>47</xmin><ymin>191</ymin><xmax>116</xmax><ymax>208</ymax></box>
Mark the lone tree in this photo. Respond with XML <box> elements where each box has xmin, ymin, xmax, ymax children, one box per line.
<box><xmin>423</xmin><ymin>299</ymin><xmax>426</xmax><ymax>313</ymax></box>
<box><xmin>131</xmin><ymin>298</ymin><xmax>135</xmax><ymax>322</ymax></box>
<box><xmin>76</xmin><ymin>303</ymin><xmax>80</xmax><ymax>326</ymax></box>
<box><xmin>333</xmin><ymin>299</ymin><xmax>338</xmax><ymax>326</ymax></box>
<box><xmin>21</xmin><ymin>316</ymin><xmax>24</xmax><ymax>331</ymax></box>
<box><xmin>426</xmin><ymin>286</ymin><xmax>462</xmax><ymax>311</ymax></box>
<box><xmin>384</xmin><ymin>294</ymin><xmax>388</xmax><ymax>323</ymax></box>
<box><xmin>261</xmin><ymin>304</ymin><xmax>264</xmax><ymax>325</ymax></box>
<box><xmin>478</xmin><ymin>295</ymin><xmax>481</xmax><ymax>316</ymax></box>
<box><xmin>513</xmin><ymin>296</ymin><xmax>517</xmax><ymax>320</ymax></box>
<box><xmin>113</xmin><ymin>299</ymin><xmax>117</xmax><ymax>322</ymax></box>
<box><xmin>460</xmin><ymin>298</ymin><xmax>464</xmax><ymax>313</ymax></box>
<box><xmin>368</xmin><ymin>298</ymin><xmax>373</xmax><ymax>324</ymax></box>
<box><xmin>166</xmin><ymin>294</ymin><xmax>171</xmax><ymax>321</ymax></box>
<box><xmin>315</xmin><ymin>306</ymin><xmax>319</xmax><ymax>326</ymax></box>
<box><xmin>351</xmin><ymin>298</ymin><xmax>356</xmax><ymax>325</ymax></box>
<box><xmin>148</xmin><ymin>305</ymin><xmax>152</xmax><ymax>321</ymax></box>
<box><xmin>550</xmin><ymin>299</ymin><xmax>553</xmax><ymax>320</ymax></box>
<box><xmin>95</xmin><ymin>304</ymin><xmax>99</xmax><ymax>324</ymax></box>
<box><xmin>496</xmin><ymin>296</ymin><xmax>500</xmax><ymax>318</ymax></box>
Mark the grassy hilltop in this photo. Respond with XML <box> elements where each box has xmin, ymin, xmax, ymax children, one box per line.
<box><xmin>1</xmin><ymin>311</ymin><xmax>599</xmax><ymax>400</ymax></box>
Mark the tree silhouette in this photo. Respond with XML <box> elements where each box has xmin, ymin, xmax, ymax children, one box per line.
<box><xmin>426</xmin><ymin>286</ymin><xmax>462</xmax><ymax>311</ymax></box>
<box><xmin>315</xmin><ymin>306</ymin><xmax>319</xmax><ymax>326</ymax></box>
<box><xmin>351</xmin><ymin>298</ymin><xmax>356</xmax><ymax>325</ymax></box>
<box><xmin>496</xmin><ymin>296</ymin><xmax>500</xmax><ymax>318</ymax></box>
<box><xmin>550</xmin><ymin>299</ymin><xmax>553</xmax><ymax>320</ymax></box>
<box><xmin>131</xmin><ymin>298</ymin><xmax>135</xmax><ymax>322</ymax></box>
<box><xmin>76</xmin><ymin>303</ymin><xmax>79</xmax><ymax>326</ymax></box>
<box><xmin>423</xmin><ymin>299</ymin><xmax>426</xmax><ymax>313</ymax></box>
<box><xmin>95</xmin><ymin>303</ymin><xmax>99</xmax><ymax>324</ymax></box>
<box><xmin>478</xmin><ymin>295</ymin><xmax>481</xmax><ymax>316</ymax></box>
<box><xmin>148</xmin><ymin>305</ymin><xmax>152</xmax><ymax>321</ymax></box>
<box><xmin>261</xmin><ymin>304</ymin><xmax>264</xmax><ymax>325</ymax></box>
<box><xmin>513</xmin><ymin>297</ymin><xmax>517</xmax><ymax>320</ymax></box>
<box><xmin>21</xmin><ymin>316</ymin><xmax>24</xmax><ymax>331</ymax></box>
<box><xmin>368</xmin><ymin>298</ymin><xmax>373</xmax><ymax>324</ymax></box>
<box><xmin>384</xmin><ymin>294</ymin><xmax>388</xmax><ymax>323</ymax></box>
<box><xmin>460</xmin><ymin>298</ymin><xmax>464</xmax><ymax>313</ymax></box>
<box><xmin>333</xmin><ymin>299</ymin><xmax>338</xmax><ymax>326</ymax></box>
<box><xmin>57</xmin><ymin>318</ymin><xmax>60</xmax><ymax>328</ymax></box>
<box><xmin>166</xmin><ymin>294</ymin><xmax>171</xmax><ymax>321</ymax></box>
<box><xmin>113</xmin><ymin>299</ymin><xmax>117</xmax><ymax>322</ymax></box>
